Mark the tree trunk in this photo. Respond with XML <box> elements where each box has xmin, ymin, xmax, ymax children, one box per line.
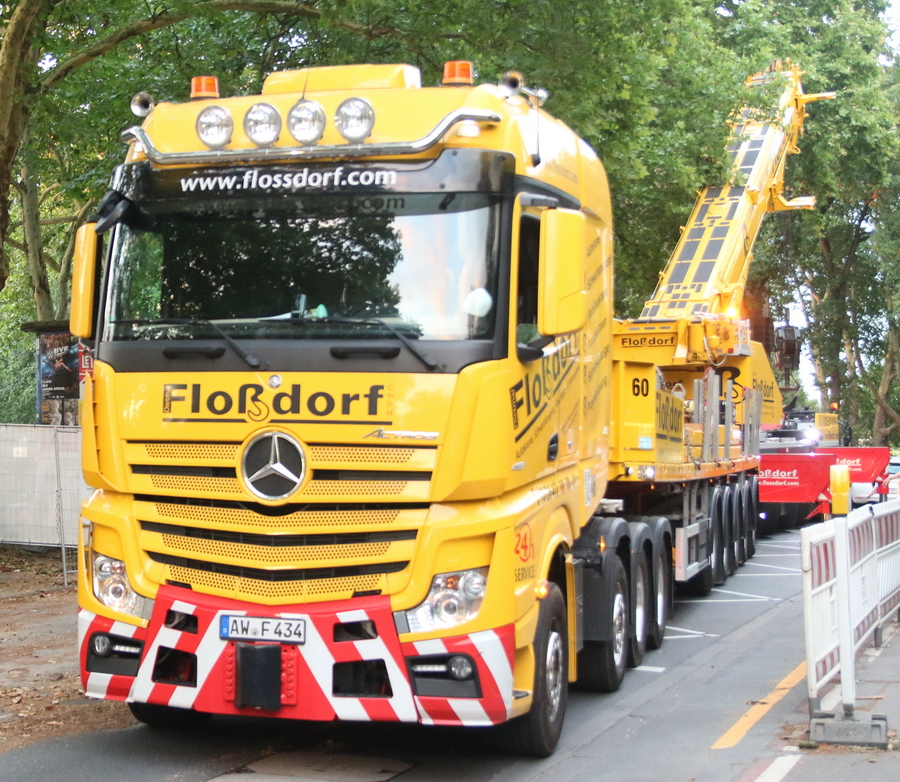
<box><xmin>0</xmin><ymin>0</ymin><xmax>45</xmax><ymax>293</ymax></box>
<box><xmin>19</xmin><ymin>162</ymin><xmax>54</xmax><ymax>320</ymax></box>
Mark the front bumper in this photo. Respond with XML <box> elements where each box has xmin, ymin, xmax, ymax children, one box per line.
<box><xmin>79</xmin><ymin>585</ymin><xmax>514</xmax><ymax>727</ymax></box>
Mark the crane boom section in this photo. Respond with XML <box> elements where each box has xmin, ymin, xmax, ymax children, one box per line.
<box><xmin>638</xmin><ymin>64</ymin><xmax>833</xmax><ymax>326</ymax></box>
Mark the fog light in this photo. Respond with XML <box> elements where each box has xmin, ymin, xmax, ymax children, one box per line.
<box><xmin>91</xmin><ymin>634</ymin><xmax>112</xmax><ymax>657</ymax></box>
<box><xmin>448</xmin><ymin>655</ymin><xmax>474</xmax><ymax>680</ymax></box>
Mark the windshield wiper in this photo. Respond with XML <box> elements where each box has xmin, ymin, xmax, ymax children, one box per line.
<box><xmin>117</xmin><ymin>318</ymin><xmax>263</xmax><ymax>370</ymax></box>
<box><xmin>281</xmin><ymin>314</ymin><xmax>439</xmax><ymax>371</ymax></box>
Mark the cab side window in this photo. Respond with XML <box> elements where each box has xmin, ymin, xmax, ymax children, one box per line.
<box><xmin>516</xmin><ymin>215</ymin><xmax>540</xmax><ymax>344</ymax></box>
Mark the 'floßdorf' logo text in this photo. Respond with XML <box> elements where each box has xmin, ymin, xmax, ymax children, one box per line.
<box><xmin>162</xmin><ymin>383</ymin><xmax>389</xmax><ymax>424</ymax></box>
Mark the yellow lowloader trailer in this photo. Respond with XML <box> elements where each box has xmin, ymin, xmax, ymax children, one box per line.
<box><xmin>70</xmin><ymin>60</ymin><xmax>830</xmax><ymax>756</ymax></box>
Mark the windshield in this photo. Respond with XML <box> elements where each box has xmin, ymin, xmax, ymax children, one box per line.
<box><xmin>103</xmin><ymin>192</ymin><xmax>500</xmax><ymax>342</ymax></box>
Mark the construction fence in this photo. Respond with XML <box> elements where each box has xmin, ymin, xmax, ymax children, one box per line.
<box><xmin>802</xmin><ymin>499</ymin><xmax>900</xmax><ymax>727</ymax></box>
<box><xmin>0</xmin><ymin>424</ymin><xmax>92</xmax><ymax>582</ymax></box>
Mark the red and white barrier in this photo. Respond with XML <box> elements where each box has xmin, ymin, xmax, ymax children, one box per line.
<box><xmin>801</xmin><ymin>500</ymin><xmax>900</xmax><ymax>716</ymax></box>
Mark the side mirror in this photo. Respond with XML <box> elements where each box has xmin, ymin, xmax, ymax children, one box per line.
<box><xmin>70</xmin><ymin>223</ymin><xmax>99</xmax><ymax>339</ymax></box>
<box><xmin>537</xmin><ymin>208</ymin><xmax>586</xmax><ymax>336</ymax></box>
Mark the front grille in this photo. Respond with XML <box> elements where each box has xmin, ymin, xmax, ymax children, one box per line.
<box><xmin>140</xmin><ymin>520</ymin><xmax>417</xmax><ymax>546</ymax></box>
<box><xmin>166</xmin><ymin>566</ymin><xmax>384</xmax><ymax>601</ymax></box>
<box><xmin>135</xmin><ymin>496</ymin><xmax>426</xmax><ymax>604</ymax></box>
<box><xmin>126</xmin><ymin>438</ymin><xmax>436</xmax><ymax>603</ymax></box>
<box><xmin>150</xmin><ymin>498</ymin><xmax>420</xmax><ymax>529</ymax></box>
<box><xmin>141</xmin><ymin>519</ymin><xmax>416</xmax><ymax>564</ymax></box>
<box><xmin>148</xmin><ymin>551</ymin><xmax>408</xmax><ymax>582</ymax></box>
<box><xmin>126</xmin><ymin>440</ymin><xmax>437</xmax><ymax>502</ymax></box>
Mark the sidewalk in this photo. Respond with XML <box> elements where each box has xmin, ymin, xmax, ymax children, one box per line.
<box><xmin>782</xmin><ymin>618</ymin><xmax>900</xmax><ymax>780</ymax></box>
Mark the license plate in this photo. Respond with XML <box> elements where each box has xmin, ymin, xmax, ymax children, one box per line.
<box><xmin>220</xmin><ymin>615</ymin><xmax>306</xmax><ymax>644</ymax></box>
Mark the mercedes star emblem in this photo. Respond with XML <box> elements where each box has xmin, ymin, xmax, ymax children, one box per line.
<box><xmin>242</xmin><ymin>431</ymin><xmax>306</xmax><ymax>500</ymax></box>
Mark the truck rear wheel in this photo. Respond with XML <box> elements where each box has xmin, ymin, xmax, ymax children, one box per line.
<box><xmin>577</xmin><ymin>555</ymin><xmax>628</xmax><ymax>692</ymax></box>
<box><xmin>502</xmin><ymin>583</ymin><xmax>567</xmax><ymax>757</ymax></box>
<box><xmin>627</xmin><ymin>551</ymin><xmax>651</xmax><ymax>668</ymax></box>
<box><xmin>128</xmin><ymin>702</ymin><xmax>211</xmax><ymax>729</ymax></box>
<box><xmin>647</xmin><ymin>545</ymin><xmax>670</xmax><ymax>650</ymax></box>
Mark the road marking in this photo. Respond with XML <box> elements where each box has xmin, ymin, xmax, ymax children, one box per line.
<box><xmin>730</xmin><ymin>574</ymin><xmax>799</xmax><ymax>579</ymax></box>
<box><xmin>755</xmin><ymin>543</ymin><xmax>801</xmax><ymax>550</ymax></box>
<box><xmin>754</xmin><ymin>754</ymin><xmax>802</xmax><ymax>782</ymax></box>
<box><xmin>634</xmin><ymin>665</ymin><xmax>666</xmax><ymax>673</ymax></box>
<box><xmin>742</xmin><ymin>562</ymin><xmax>801</xmax><ymax>573</ymax></box>
<box><xmin>664</xmin><ymin>625</ymin><xmax>720</xmax><ymax>639</ymax></box>
<box><xmin>711</xmin><ymin>661</ymin><xmax>807</xmax><ymax>749</ymax></box>
<box><xmin>678</xmin><ymin>586</ymin><xmax>781</xmax><ymax>602</ymax></box>
<box><xmin>678</xmin><ymin>597</ymin><xmax>780</xmax><ymax>603</ymax></box>
<box><xmin>710</xmin><ymin>588</ymin><xmax>780</xmax><ymax>601</ymax></box>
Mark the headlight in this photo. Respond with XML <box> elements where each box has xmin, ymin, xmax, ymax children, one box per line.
<box><xmin>244</xmin><ymin>102</ymin><xmax>281</xmax><ymax>147</ymax></box>
<box><xmin>92</xmin><ymin>554</ymin><xmax>145</xmax><ymax>618</ymax></box>
<box><xmin>406</xmin><ymin>567</ymin><xmax>488</xmax><ymax>633</ymax></box>
<box><xmin>334</xmin><ymin>97</ymin><xmax>375</xmax><ymax>142</ymax></box>
<box><xmin>287</xmin><ymin>99</ymin><xmax>326</xmax><ymax>144</ymax></box>
<box><xmin>196</xmin><ymin>105</ymin><xmax>233</xmax><ymax>149</ymax></box>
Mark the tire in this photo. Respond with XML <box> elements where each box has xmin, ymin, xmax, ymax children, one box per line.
<box><xmin>745</xmin><ymin>477</ymin><xmax>758</xmax><ymax>559</ymax></box>
<box><xmin>627</xmin><ymin>551</ymin><xmax>651</xmax><ymax>668</ymax></box>
<box><xmin>501</xmin><ymin>583</ymin><xmax>568</xmax><ymax>757</ymax></box>
<box><xmin>711</xmin><ymin>487</ymin><xmax>727</xmax><ymax>585</ymax></box>
<box><xmin>128</xmin><ymin>701</ymin><xmax>212</xmax><ymax>729</ymax></box>
<box><xmin>724</xmin><ymin>486</ymin><xmax>738</xmax><ymax>577</ymax></box>
<box><xmin>577</xmin><ymin>555</ymin><xmax>628</xmax><ymax>692</ymax></box>
<box><xmin>647</xmin><ymin>545</ymin><xmax>670</xmax><ymax>651</ymax></box>
<box><xmin>733</xmin><ymin>485</ymin><xmax>747</xmax><ymax>566</ymax></box>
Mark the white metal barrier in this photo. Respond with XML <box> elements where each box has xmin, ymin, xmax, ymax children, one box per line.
<box><xmin>801</xmin><ymin>499</ymin><xmax>900</xmax><ymax>717</ymax></box>
<box><xmin>0</xmin><ymin>424</ymin><xmax>92</xmax><ymax>584</ymax></box>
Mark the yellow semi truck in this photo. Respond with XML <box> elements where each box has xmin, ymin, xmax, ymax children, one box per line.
<box><xmin>70</xmin><ymin>60</ymin><xmax>829</xmax><ymax>755</ymax></box>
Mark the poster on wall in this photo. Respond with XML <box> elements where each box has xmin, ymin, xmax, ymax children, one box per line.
<box><xmin>38</xmin><ymin>331</ymin><xmax>79</xmax><ymax>426</ymax></box>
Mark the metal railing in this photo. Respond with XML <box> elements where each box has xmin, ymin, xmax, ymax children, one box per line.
<box><xmin>0</xmin><ymin>424</ymin><xmax>92</xmax><ymax>585</ymax></box>
<box><xmin>801</xmin><ymin>500</ymin><xmax>900</xmax><ymax>717</ymax></box>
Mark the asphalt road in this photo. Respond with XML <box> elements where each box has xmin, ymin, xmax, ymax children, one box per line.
<box><xmin>0</xmin><ymin>531</ymin><xmax>817</xmax><ymax>782</ymax></box>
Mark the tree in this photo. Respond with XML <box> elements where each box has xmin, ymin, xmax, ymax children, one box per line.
<box><xmin>713</xmin><ymin>0</ymin><xmax>900</xmax><ymax>444</ymax></box>
<box><xmin>1</xmin><ymin>0</ymin><xmax>894</xmax><ymax>428</ymax></box>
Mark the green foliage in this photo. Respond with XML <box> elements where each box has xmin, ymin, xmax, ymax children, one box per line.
<box><xmin>1</xmin><ymin>0</ymin><xmax>899</xmax><ymax>435</ymax></box>
<box><xmin>0</xmin><ymin>247</ymin><xmax>38</xmax><ymax>423</ymax></box>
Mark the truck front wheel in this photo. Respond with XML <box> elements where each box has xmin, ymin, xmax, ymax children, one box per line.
<box><xmin>502</xmin><ymin>583</ymin><xmax>568</xmax><ymax>756</ymax></box>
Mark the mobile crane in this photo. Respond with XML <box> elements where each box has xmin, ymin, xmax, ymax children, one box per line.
<box><xmin>70</xmin><ymin>59</ymin><xmax>828</xmax><ymax>756</ymax></box>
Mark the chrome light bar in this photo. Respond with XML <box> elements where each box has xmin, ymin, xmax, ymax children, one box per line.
<box><xmin>121</xmin><ymin>108</ymin><xmax>501</xmax><ymax>166</ymax></box>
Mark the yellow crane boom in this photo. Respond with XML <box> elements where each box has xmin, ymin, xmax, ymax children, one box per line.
<box><xmin>634</xmin><ymin>62</ymin><xmax>833</xmax><ymax>363</ymax></box>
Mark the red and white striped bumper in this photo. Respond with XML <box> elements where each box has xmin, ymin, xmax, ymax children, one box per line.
<box><xmin>79</xmin><ymin>585</ymin><xmax>515</xmax><ymax>727</ymax></box>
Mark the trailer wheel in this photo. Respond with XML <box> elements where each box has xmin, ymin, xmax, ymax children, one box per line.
<box><xmin>745</xmin><ymin>477</ymin><xmax>758</xmax><ymax>558</ymax></box>
<box><xmin>647</xmin><ymin>545</ymin><xmax>670</xmax><ymax>650</ymax></box>
<box><xmin>711</xmin><ymin>487</ymin><xmax>727</xmax><ymax>585</ymax></box>
<box><xmin>128</xmin><ymin>702</ymin><xmax>212</xmax><ymax>729</ymax></box>
<box><xmin>724</xmin><ymin>486</ymin><xmax>738</xmax><ymax>577</ymax></box>
<box><xmin>627</xmin><ymin>551</ymin><xmax>651</xmax><ymax>668</ymax></box>
<box><xmin>733</xmin><ymin>484</ymin><xmax>747</xmax><ymax>566</ymax></box>
<box><xmin>502</xmin><ymin>583</ymin><xmax>567</xmax><ymax>757</ymax></box>
<box><xmin>577</xmin><ymin>555</ymin><xmax>628</xmax><ymax>692</ymax></box>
